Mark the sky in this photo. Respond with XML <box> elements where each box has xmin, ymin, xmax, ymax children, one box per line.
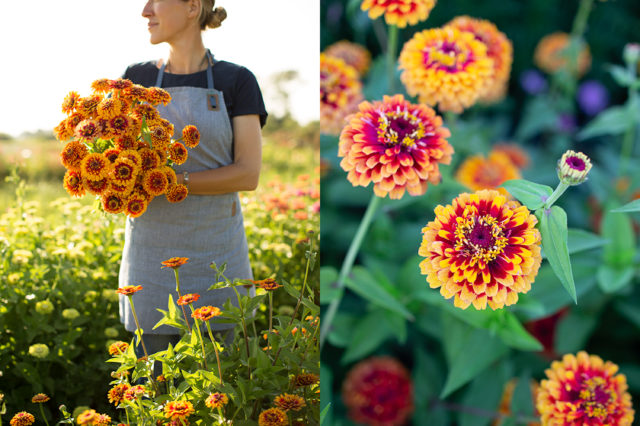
<box><xmin>0</xmin><ymin>1</ymin><xmax>319</xmax><ymax>137</ymax></box>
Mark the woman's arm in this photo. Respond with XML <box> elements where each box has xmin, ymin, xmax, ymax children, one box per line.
<box><xmin>177</xmin><ymin>114</ymin><xmax>262</xmax><ymax>195</ymax></box>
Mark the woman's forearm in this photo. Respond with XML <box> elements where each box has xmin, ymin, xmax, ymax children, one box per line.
<box><xmin>178</xmin><ymin>161</ymin><xmax>260</xmax><ymax>195</ymax></box>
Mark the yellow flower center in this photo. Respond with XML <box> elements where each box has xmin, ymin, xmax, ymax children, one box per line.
<box><xmin>572</xmin><ymin>375</ymin><xmax>615</xmax><ymax>420</ymax></box>
<box><xmin>454</xmin><ymin>211</ymin><xmax>508</xmax><ymax>263</ymax></box>
<box><xmin>376</xmin><ymin>111</ymin><xmax>426</xmax><ymax>148</ymax></box>
<box><xmin>427</xmin><ymin>40</ymin><xmax>470</xmax><ymax>72</ymax></box>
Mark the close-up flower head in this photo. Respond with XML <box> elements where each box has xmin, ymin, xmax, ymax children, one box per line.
<box><xmin>537</xmin><ymin>351</ymin><xmax>634</xmax><ymax>425</ymax></box>
<box><xmin>338</xmin><ymin>94</ymin><xmax>453</xmax><ymax>199</ymax></box>
<box><xmin>557</xmin><ymin>150</ymin><xmax>592</xmax><ymax>186</ymax></box>
<box><xmin>320</xmin><ymin>53</ymin><xmax>363</xmax><ymax>135</ymax></box>
<box><xmin>360</xmin><ymin>0</ymin><xmax>437</xmax><ymax>28</ymax></box>
<box><xmin>419</xmin><ymin>190</ymin><xmax>542</xmax><ymax>309</ymax></box>
<box><xmin>399</xmin><ymin>27</ymin><xmax>494</xmax><ymax>112</ymax></box>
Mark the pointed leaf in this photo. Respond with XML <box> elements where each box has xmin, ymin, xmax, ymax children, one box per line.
<box><xmin>612</xmin><ymin>198</ymin><xmax>640</xmax><ymax>213</ymax></box>
<box><xmin>597</xmin><ymin>264</ymin><xmax>634</xmax><ymax>293</ymax></box>
<box><xmin>341</xmin><ymin>310</ymin><xmax>394</xmax><ymax>364</ymax></box>
<box><xmin>538</xmin><ymin>206</ymin><xmax>576</xmax><ymax>303</ymax></box>
<box><xmin>345</xmin><ymin>266</ymin><xmax>414</xmax><ymax>320</ymax></box>
<box><xmin>577</xmin><ymin>104</ymin><xmax>635</xmax><ymax>140</ymax></box>
<box><xmin>320</xmin><ymin>266</ymin><xmax>340</xmax><ymax>304</ymax></box>
<box><xmin>501</xmin><ymin>179</ymin><xmax>553</xmax><ymax>210</ymax></box>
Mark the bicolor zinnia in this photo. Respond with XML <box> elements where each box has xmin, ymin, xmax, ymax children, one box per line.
<box><xmin>537</xmin><ymin>351</ymin><xmax>634</xmax><ymax>425</ymax></box>
<box><xmin>455</xmin><ymin>151</ymin><xmax>521</xmax><ymax>195</ymax></box>
<box><xmin>399</xmin><ymin>27</ymin><xmax>494</xmax><ymax>112</ymax></box>
<box><xmin>320</xmin><ymin>53</ymin><xmax>363</xmax><ymax>135</ymax></box>
<box><xmin>361</xmin><ymin>0</ymin><xmax>436</xmax><ymax>28</ymax></box>
<box><xmin>338</xmin><ymin>94</ymin><xmax>453</xmax><ymax>199</ymax></box>
<box><xmin>419</xmin><ymin>189</ymin><xmax>542</xmax><ymax>310</ymax></box>
<box><xmin>163</xmin><ymin>400</ymin><xmax>195</xmax><ymax>422</ymax></box>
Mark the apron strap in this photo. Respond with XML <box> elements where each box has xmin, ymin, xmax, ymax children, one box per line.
<box><xmin>154</xmin><ymin>49</ymin><xmax>216</xmax><ymax>89</ymax></box>
<box><xmin>155</xmin><ymin>60</ymin><xmax>167</xmax><ymax>87</ymax></box>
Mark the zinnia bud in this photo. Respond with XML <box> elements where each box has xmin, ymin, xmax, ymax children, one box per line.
<box><xmin>623</xmin><ymin>43</ymin><xmax>640</xmax><ymax>67</ymax></box>
<box><xmin>557</xmin><ymin>150</ymin><xmax>592</xmax><ymax>185</ymax></box>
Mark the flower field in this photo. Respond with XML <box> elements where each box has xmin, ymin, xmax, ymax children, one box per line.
<box><xmin>321</xmin><ymin>0</ymin><xmax>640</xmax><ymax>425</ymax></box>
<box><xmin>0</xmin><ymin>130</ymin><xmax>319</xmax><ymax>424</ymax></box>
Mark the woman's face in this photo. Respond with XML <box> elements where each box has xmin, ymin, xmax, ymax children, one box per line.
<box><xmin>142</xmin><ymin>0</ymin><xmax>196</xmax><ymax>45</ymax></box>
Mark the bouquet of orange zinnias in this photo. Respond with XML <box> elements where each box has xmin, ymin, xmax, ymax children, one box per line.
<box><xmin>53</xmin><ymin>78</ymin><xmax>200</xmax><ymax>218</ymax></box>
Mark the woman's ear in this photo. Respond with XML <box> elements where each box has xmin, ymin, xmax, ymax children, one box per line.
<box><xmin>188</xmin><ymin>0</ymin><xmax>201</xmax><ymax>19</ymax></box>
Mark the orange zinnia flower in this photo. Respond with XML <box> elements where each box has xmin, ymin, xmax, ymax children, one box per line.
<box><xmin>91</xmin><ymin>78</ymin><xmax>111</xmax><ymax>93</ymax></box>
<box><xmin>92</xmin><ymin>414</ymin><xmax>111</xmax><ymax>426</ymax></box>
<box><xmin>123</xmin><ymin>385</ymin><xmax>147</xmax><ymax>401</ymax></box>
<box><xmin>205</xmin><ymin>392</ymin><xmax>229</xmax><ymax>409</ymax></box>
<box><xmin>101</xmin><ymin>191</ymin><xmax>126</xmax><ymax>214</ymax></box>
<box><xmin>75</xmin><ymin>409</ymin><xmax>98</xmax><ymax>425</ymax></box>
<box><xmin>9</xmin><ymin>412</ymin><xmax>35</xmax><ymax>426</ymax></box>
<box><xmin>166</xmin><ymin>184</ymin><xmax>188</xmax><ymax>203</ymax></box>
<box><xmin>76</xmin><ymin>94</ymin><xmax>102</xmax><ymax>116</ymax></box>
<box><xmin>111</xmin><ymin>158</ymin><xmax>139</xmax><ymax>184</ymax></box>
<box><xmin>103</xmin><ymin>148</ymin><xmax>121</xmax><ymax>163</ymax></box>
<box><xmin>97</xmin><ymin>98</ymin><xmax>122</xmax><ymax>120</ymax></box>
<box><xmin>61</xmin><ymin>91</ymin><xmax>81</xmax><ymax>114</ymax></box>
<box><xmin>124</xmin><ymin>193</ymin><xmax>148</xmax><ymax>218</ymax></box>
<box><xmin>399</xmin><ymin>27</ymin><xmax>494</xmax><ymax>112</ymax></box>
<box><xmin>108</xmin><ymin>383</ymin><xmax>131</xmax><ymax>406</ymax></box>
<box><xmin>258</xmin><ymin>408</ymin><xmax>288</xmax><ymax>426</ymax></box>
<box><xmin>293</xmin><ymin>372</ymin><xmax>320</xmax><ymax>387</ymax></box>
<box><xmin>419</xmin><ymin>190</ymin><xmax>542</xmax><ymax>310</ymax></box>
<box><xmin>31</xmin><ymin>393</ymin><xmax>50</xmax><ymax>403</ymax></box>
<box><xmin>63</xmin><ymin>170</ymin><xmax>86</xmax><ymax>198</ymax></box>
<box><xmin>75</xmin><ymin>119</ymin><xmax>102</xmax><ymax>141</ymax></box>
<box><xmin>109</xmin><ymin>78</ymin><xmax>133</xmax><ymax>90</ymax></box>
<box><xmin>81</xmin><ymin>153</ymin><xmax>111</xmax><ymax>181</ymax></box>
<box><xmin>116</xmin><ymin>285</ymin><xmax>143</xmax><ymax>296</ymax></box>
<box><xmin>191</xmin><ymin>306</ymin><xmax>222</xmax><ymax>321</ymax></box>
<box><xmin>108</xmin><ymin>341</ymin><xmax>129</xmax><ymax>356</ymax></box>
<box><xmin>150</xmin><ymin>125</ymin><xmax>170</xmax><ymax>147</ymax></box>
<box><xmin>338</xmin><ymin>94</ymin><xmax>453</xmax><ymax>199</ymax></box>
<box><xmin>60</xmin><ymin>140</ymin><xmax>89</xmax><ymax>171</ymax></box>
<box><xmin>252</xmin><ymin>278</ymin><xmax>283</xmax><ymax>291</ymax></box>
<box><xmin>342</xmin><ymin>357</ymin><xmax>414</xmax><ymax>426</ymax></box>
<box><xmin>109</xmin><ymin>115</ymin><xmax>130</xmax><ymax>137</ymax></box>
<box><xmin>320</xmin><ymin>53</ymin><xmax>363</xmax><ymax>135</ymax></box>
<box><xmin>163</xmin><ymin>400</ymin><xmax>195</xmax><ymax>422</ymax></box>
<box><xmin>455</xmin><ymin>151</ymin><xmax>521</xmax><ymax>195</ymax></box>
<box><xmin>274</xmin><ymin>393</ymin><xmax>306</xmax><ymax>412</ymax></box>
<box><xmin>537</xmin><ymin>351</ymin><xmax>634</xmax><ymax>425</ymax></box>
<box><xmin>146</xmin><ymin>87</ymin><xmax>171</xmax><ymax>106</ymax></box>
<box><xmin>177</xmin><ymin>293</ymin><xmax>200</xmax><ymax>306</ymax></box>
<box><xmin>161</xmin><ymin>257</ymin><xmax>189</xmax><ymax>269</ymax></box>
<box><xmin>143</xmin><ymin>169</ymin><xmax>169</xmax><ymax>196</ymax></box>
<box><xmin>182</xmin><ymin>125</ymin><xmax>200</xmax><ymax>148</ymax></box>
<box><xmin>446</xmin><ymin>16</ymin><xmax>513</xmax><ymax>104</ymax></box>
<box><xmin>324</xmin><ymin>40</ymin><xmax>371</xmax><ymax>75</ymax></box>
<box><xmin>361</xmin><ymin>0</ymin><xmax>436</xmax><ymax>28</ymax></box>
<box><xmin>84</xmin><ymin>177</ymin><xmax>110</xmax><ymax>196</ymax></box>
<box><xmin>161</xmin><ymin>166</ymin><xmax>178</xmax><ymax>187</ymax></box>
<box><xmin>169</xmin><ymin>142</ymin><xmax>188</xmax><ymax>165</ymax></box>
<box><xmin>534</xmin><ymin>32</ymin><xmax>591</xmax><ymax>77</ymax></box>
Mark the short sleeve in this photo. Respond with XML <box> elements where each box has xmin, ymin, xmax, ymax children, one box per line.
<box><xmin>232</xmin><ymin>67</ymin><xmax>268</xmax><ymax>128</ymax></box>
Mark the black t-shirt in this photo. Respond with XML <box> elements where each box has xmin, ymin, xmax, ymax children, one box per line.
<box><xmin>123</xmin><ymin>60</ymin><xmax>268</xmax><ymax>128</ymax></box>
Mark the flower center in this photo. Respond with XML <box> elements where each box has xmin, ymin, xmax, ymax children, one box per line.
<box><xmin>570</xmin><ymin>375</ymin><xmax>614</xmax><ymax>420</ymax></box>
<box><xmin>566</xmin><ymin>156</ymin><xmax>586</xmax><ymax>171</ymax></box>
<box><xmin>425</xmin><ymin>40</ymin><xmax>471</xmax><ymax>72</ymax></box>
<box><xmin>376</xmin><ymin>111</ymin><xmax>427</xmax><ymax>148</ymax></box>
<box><xmin>454</xmin><ymin>212</ymin><xmax>508</xmax><ymax>263</ymax></box>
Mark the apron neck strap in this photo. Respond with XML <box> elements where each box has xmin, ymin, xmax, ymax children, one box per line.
<box><xmin>154</xmin><ymin>49</ymin><xmax>216</xmax><ymax>89</ymax></box>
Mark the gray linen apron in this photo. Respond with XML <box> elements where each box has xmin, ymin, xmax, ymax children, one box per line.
<box><xmin>119</xmin><ymin>50</ymin><xmax>254</xmax><ymax>335</ymax></box>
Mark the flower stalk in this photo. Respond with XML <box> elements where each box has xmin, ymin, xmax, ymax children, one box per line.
<box><xmin>174</xmin><ymin>268</ymin><xmax>192</xmax><ymax>334</ymax></box>
<box><xmin>189</xmin><ymin>305</ymin><xmax>208</xmax><ymax>370</ymax></box>
<box><xmin>205</xmin><ymin>321</ymin><xmax>224</xmax><ymax>386</ymax></box>
<box><xmin>230</xmin><ymin>285</ymin><xmax>252</xmax><ymax>379</ymax></box>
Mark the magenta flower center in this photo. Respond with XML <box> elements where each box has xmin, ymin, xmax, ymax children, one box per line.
<box><xmin>566</xmin><ymin>375</ymin><xmax>614</xmax><ymax>420</ymax></box>
<box><xmin>468</xmin><ymin>222</ymin><xmax>496</xmax><ymax>249</ymax></box>
<box><xmin>377</xmin><ymin>111</ymin><xmax>426</xmax><ymax>148</ymax></box>
<box><xmin>455</xmin><ymin>214</ymin><xmax>508</xmax><ymax>262</ymax></box>
<box><xmin>424</xmin><ymin>41</ymin><xmax>472</xmax><ymax>73</ymax></box>
<box><xmin>566</xmin><ymin>156</ymin><xmax>586</xmax><ymax>171</ymax></box>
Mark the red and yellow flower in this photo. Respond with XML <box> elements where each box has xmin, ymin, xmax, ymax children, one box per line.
<box><xmin>274</xmin><ymin>393</ymin><xmax>306</xmax><ymax>412</ymax></box>
<box><xmin>205</xmin><ymin>392</ymin><xmax>229</xmax><ymax>409</ymax></box>
<box><xmin>419</xmin><ymin>189</ymin><xmax>542</xmax><ymax>310</ymax></box>
<box><xmin>258</xmin><ymin>408</ymin><xmax>288</xmax><ymax>426</ymax></box>
<box><xmin>534</xmin><ymin>32</ymin><xmax>591</xmax><ymax>77</ymax></box>
<box><xmin>101</xmin><ymin>191</ymin><xmax>126</xmax><ymax>214</ymax></box>
<box><xmin>293</xmin><ymin>372</ymin><xmax>320</xmax><ymax>387</ymax></box>
<box><xmin>124</xmin><ymin>192</ymin><xmax>148</xmax><ymax>218</ymax></box>
<box><xmin>163</xmin><ymin>400</ymin><xmax>195</xmax><ymax>422</ymax></box>
<box><xmin>169</xmin><ymin>142</ymin><xmax>188</xmax><ymax>165</ymax></box>
<box><xmin>31</xmin><ymin>393</ymin><xmax>50</xmax><ymax>404</ymax></box>
<box><xmin>537</xmin><ymin>351</ymin><xmax>634</xmax><ymax>425</ymax></box>
<box><xmin>361</xmin><ymin>0</ymin><xmax>436</xmax><ymax>28</ymax></box>
<box><xmin>324</xmin><ymin>40</ymin><xmax>372</xmax><ymax>75</ymax></box>
<box><xmin>320</xmin><ymin>53</ymin><xmax>363</xmax><ymax>135</ymax></box>
<box><xmin>116</xmin><ymin>285</ymin><xmax>143</xmax><ymax>296</ymax></box>
<box><xmin>192</xmin><ymin>306</ymin><xmax>222</xmax><ymax>321</ymax></box>
<box><xmin>10</xmin><ymin>412</ymin><xmax>35</xmax><ymax>426</ymax></box>
<box><xmin>60</xmin><ymin>140</ymin><xmax>89</xmax><ymax>171</ymax></box>
<box><xmin>399</xmin><ymin>27</ymin><xmax>494</xmax><ymax>112</ymax></box>
<box><xmin>455</xmin><ymin>151</ymin><xmax>521</xmax><ymax>195</ymax></box>
<box><xmin>252</xmin><ymin>278</ymin><xmax>283</xmax><ymax>291</ymax></box>
<box><xmin>446</xmin><ymin>16</ymin><xmax>513</xmax><ymax>103</ymax></box>
<box><xmin>84</xmin><ymin>177</ymin><xmax>110</xmax><ymax>196</ymax></box>
<box><xmin>61</xmin><ymin>91</ymin><xmax>81</xmax><ymax>113</ymax></box>
<box><xmin>338</xmin><ymin>94</ymin><xmax>453</xmax><ymax>199</ymax></box>
<box><xmin>63</xmin><ymin>170</ymin><xmax>86</xmax><ymax>198</ymax></box>
<box><xmin>177</xmin><ymin>293</ymin><xmax>200</xmax><ymax>306</ymax></box>
<box><xmin>81</xmin><ymin>153</ymin><xmax>111</xmax><ymax>181</ymax></box>
<box><xmin>161</xmin><ymin>257</ymin><xmax>189</xmax><ymax>269</ymax></box>
<box><xmin>108</xmin><ymin>384</ymin><xmax>131</xmax><ymax>406</ymax></box>
<box><xmin>182</xmin><ymin>125</ymin><xmax>200</xmax><ymax>148</ymax></box>
<box><xmin>166</xmin><ymin>184</ymin><xmax>188</xmax><ymax>203</ymax></box>
<box><xmin>342</xmin><ymin>356</ymin><xmax>414</xmax><ymax>426</ymax></box>
<box><xmin>143</xmin><ymin>169</ymin><xmax>169</xmax><ymax>196</ymax></box>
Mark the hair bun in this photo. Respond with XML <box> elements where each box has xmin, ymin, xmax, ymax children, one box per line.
<box><xmin>207</xmin><ymin>6</ymin><xmax>227</xmax><ymax>29</ymax></box>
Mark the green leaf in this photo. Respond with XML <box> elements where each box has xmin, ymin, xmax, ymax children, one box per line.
<box><xmin>555</xmin><ymin>310</ymin><xmax>599</xmax><ymax>354</ymax></box>
<box><xmin>501</xmin><ymin>179</ymin><xmax>553</xmax><ymax>210</ymax></box>
<box><xmin>441</xmin><ymin>313</ymin><xmax>509</xmax><ymax>397</ymax></box>
<box><xmin>510</xmin><ymin>372</ymin><xmax>535</xmax><ymax>418</ymax></box>
<box><xmin>345</xmin><ymin>266</ymin><xmax>414</xmax><ymax>320</ymax></box>
<box><xmin>320</xmin><ymin>266</ymin><xmax>343</xmax><ymax>305</ymax></box>
<box><xmin>577</xmin><ymin>104</ymin><xmax>635</xmax><ymax>140</ymax></box>
<box><xmin>566</xmin><ymin>228</ymin><xmax>607</xmax><ymax>254</ymax></box>
<box><xmin>495</xmin><ymin>313</ymin><xmax>543</xmax><ymax>352</ymax></box>
<box><xmin>607</xmin><ymin>64</ymin><xmax>636</xmax><ymax>87</ymax></box>
<box><xmin>458</xmin><ymin>361</ymin><xmax>512</xmax><ymax>426</ymax></box>
<box><xmin>597</xmin><ymin>264</ymin><xmax>634</xmax><ymax>293</ymax></box>
<box><xmin>611</xmin><ymin>199</ymin><xmax>640</xmax><ymax>213</ymax></box>
<box><xmin>320</xmin><ymin>403</ymin><xmax>331</xmax><ymax>426</ymax></box>
<box><xmin>320</xmin><ymin>364</ymin><xmax>333</xmax><ymax>426</ymax></box>
<box><xmin>515</xmin><ymin>96</ymin><xmax>560</xmax><ymax>140</ymax></box>
<box><xmin>615</xmin><ymin>302</ymin><xmax>640</xmax><ymax>329</ymax></box>
<box><xmin>341</xmin><ymin>310</ymin><xmax>394</xmax><ymax>364</ymax></box>
<box><xmin>538</xmin><ymin>206</ymin><xmax>576</xmax><ymax>303</ymax></box>
<box><xmin>601</xmin><ymin>207</ymin><xmax>636</xmax><ymax>268</ymax></box>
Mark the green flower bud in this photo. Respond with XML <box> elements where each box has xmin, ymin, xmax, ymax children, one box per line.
<box><xmin>29</xmin><ymin>343</ymin><xmax>50</xmax><ymax>358</ymax></box>
<box><xmin>104</xmin><ymin>327</ymin><xmax>119</xmax><ymax>338</ymax></box>
<box><xmin>623</xmin><ymin>43</ymin><xmax>640</xmax><ymax>67</ymax></box>
<box><xmin>557</xmin><ymin>150</ymin><xmax>592</xmax><ymax>185</ymax></box>
<box><xmin>35</xmin><ymin>300</ymin><xmax>55</xmax><ymax>315</ymax></box>
<box><xmin>62</xmin><ymin>308</ymin><xmax>80</xmax><ymax>320</ymax></box>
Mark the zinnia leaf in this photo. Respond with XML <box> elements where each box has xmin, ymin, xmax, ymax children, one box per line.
<box><xmin>501</xmin><ymin>179</ymin><xmax>553</xmax><ymax>210</ymax></box>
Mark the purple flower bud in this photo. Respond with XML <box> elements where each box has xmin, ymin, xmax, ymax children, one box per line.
<box><xmin>520</xmin><ymin>69</ymin><xmax>548</xmax><ymax>95</ymax></box>
<box><xmin>577</xmin><ymin>80</ymin><xmax>609</xmax><ymax>116</ymax></box>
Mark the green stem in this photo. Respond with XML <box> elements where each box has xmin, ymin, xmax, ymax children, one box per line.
<box><xmin>267</xmin><ymin>292</ymin><xmax>273</xmax><ymax>354</ymax></box>
<box><xmin>387</xmin><ymin>24</ymin><xmax>399</xmax><ymax>93</ymax></box>
<box><xmin>288</xmin><ymin>235</ymin><xmax>314</xmax><ymax>328</ymax></box>
<box><xmin>205</xmin><ymin>321</ymin><xmax>224</xmax><ymax>386</ymax></box>
<box><xmin>620</xmin><ymin>58</ymin><xmax>639</xmax><ymax>176</ymax></box>
<box><xmin>189</xmin><ymin>305</ymin><xmax>208</xmax><ymax>370</ymax></box>
<box><xmin>174</xmin><ymin>269</ymin><xmax>191</xmax><ymax>334</ymax></box>
<box><xmin>231</xmin><ymin>286</ymin><xmax>252</xmax><ymax>379</ymax></box>
<box><xmin>128</xmin><ymin>295</ymin><xmax>148</xmax><ymax>359</ymax></box>
<box><xmin>39</xmin><ymin>404</ymin><xmax>50</xmax><ymax>426</ymax></box>
<box><xmin>570</xmin><ymin>0</ymin><xmax>594</xmax><ymax>40</ymax></box>
<box><xmin>320</xmin><ymin>194</ymin><xmax>382</xmax><ymax>349</ymax></box>
<box><xmin>545</xmin><ymin>181</ymin><xmax>570</xmax><ymax>209</ymax></box>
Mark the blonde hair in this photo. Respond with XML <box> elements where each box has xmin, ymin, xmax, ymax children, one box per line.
<box><xmin>197</xmin><ymin>0</ymin><xmax>227</xmax><ymax>30</ymax></box>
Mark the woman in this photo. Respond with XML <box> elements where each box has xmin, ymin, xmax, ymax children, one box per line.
<box><xmin>118</xmin><ymin>0</ymin><xmax>267</xmax><ymax>360</ymax></box>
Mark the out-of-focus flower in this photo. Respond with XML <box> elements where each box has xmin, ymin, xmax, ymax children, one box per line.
<box><xmin>104</xmin><ymin>327</ymin><xmax>119</xmax><ymax>338</ymax></box>
<box><xmin>191</xmin><ymin>306</ymin><xmax>222</xmax><ymax>321</ymax></box>
<box><xmin>258</xmin><ymin>407</ymin><xmax>288</xmax><ymax>426</ymax></box>
<box><xmin>342</xmin><ymin>356</ymin><xmax>414</xmax><ymax>426</ymax></box>
<box><xmin>293</xmin><ymin>372</ymin><xmax>320</xmax><ymax>387</ymax></box>
<box><xmin>93</xmin><ymin>414</ymin><xmax>111</xmax><ymax>426</ymax></box>
<box><xmin>493</xmin><ymin>379</ymin><xmax>540</xmax><ymax>426</ymax></box>
<box><xmin>519</xmin><ymin>69</ymin><xmax>548</xmax><ymax>95</ymax></box>
<box><xmin>108</xmin><ymin>384</ymin><xmax>131</xmax><ymax>406</ymax></box>
<box><xmin>31</xmin><ymin>393</ymin><xmax>50</xmax><ymax>403</ymax></box>
<box><xmin>76</xmin><ymin>409</ymin><xmax>98</xmax><ymax>425</ymax></box>
<box><xmin>557</xmin><ymin>113</ymin><xmax>577</xmax><ymax>134</ymax></box>
<box><xmin>35</xmin><ymin>300</ymin><xmax>54</xmax><ymax>315</ymax></box>
<box><xmin>537</xmin><ymin>351</ymin><xmax>634</xmax><ymax>425</ymax></box>
<box><xmin>108</xmin><ymin>341</ymin><xmax>129</xmax><ymax>356</ymax></box>
<box><xmin>361</xmin><ymin>0</ymin><xmax>436</xmax><ymax>28</ymax></box>
<box><xmin>252</xmin><ymin>278</ymin><xmax>283</xmax><ymax>291</ymax></box>
<box><xmin>455</xmin><ymin>151</ymin><xmax>521</xmax><ymax>195</ymax></box>
<box><xmin>524</xmin><ymin>308</ymin><xmax>569</xmax><ymax>360</ymax></box>
<box><xmin>205</xmin><ymin>392</ymin><xmax>229</xmax><ymax>409</ymax></box>
<box><xmin>446</xmin><ymin>16</ymin><xmax>513</xmax><ymax>104</ymax></box>
<box><xmin>493</xmin><ymin>143</ymin><xmax>530</xmax><ymax>170</ymax></box>
<box><xmin>324</xmin><ymin>40</ymin><xmax>371</xmax><ymax>76</ymax></box>
<box><xmin>338</xmin><ymin>94</ymin><xmax>453</xmax><ymax>199</ymax></box>
<box><xmin>62</xmin><ymin>308</ymin><xmax>80</xmax><ymax>320</ymax></box>
<box><xmin>123</xmin><ymin>385</ymin><xmax>147</xmax><ymax>401</ymax></box>
<box><xmin>419</xmin><ymin>190</ymin><xmax>542</xmax><ymax>310</ymax></box>
<box><xmin>181</xmin><ymin>125</ymin><xmax>200</xmax><ymax>148</ymax></box>
<box><xmin>10</xmin><ymin>412</ymin><xmax>35</xmax><ymax>426</ymax></box>
<box><xmin>177</xmin><ymin>293</ymin><xmax>201</xmax><ymax>306</ymax></box>
<box><xmin>116</xmin><ymin>285</ymin><xmax>143</xmax><ymax>296</ymax></box>
<box><xmin>577</xmin><ymin>80</ymin><xmax>609</xmax><ymax>116</ymax></box>
<box><xmin>320</xmin><ymin>53</ymin><xmax>363</xmax><ymax>135</ymax></box>
<box><xmin>164</xmin><ymin>400</ymin><xmax>195</xmax><ymax>422</ymax></box>
<box><xmin>534</xmin><ymin>32</ymin><xmax>591</xmax><ymax>77</ymax></box>
<box><xmin>557</xmin><ymin>150</ymin><xmax>592</xmax><ymax>185</ymax></box>
<box><xmin>274</xmin><ymin>393</ymin><xmax>306</xmax><ymax>412</ymax></box>
<box><xmin>623</xmin><ymin>43</ymin><xmax>640</xmax><ymax>66</ymax></box>
<box><xmin>161</xmin><ymin>257</ymin><xmax>189</xmax><ymax>269</ymax></box>
<box><xmin>399</xmin><ymin>27</ymin><xmax>494</xmax><ymax>112</ymax></box>
<box><xmin>28</xmin><ymin>343</ymin><xmax>49</xmax><ymax>358</ymax></box>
